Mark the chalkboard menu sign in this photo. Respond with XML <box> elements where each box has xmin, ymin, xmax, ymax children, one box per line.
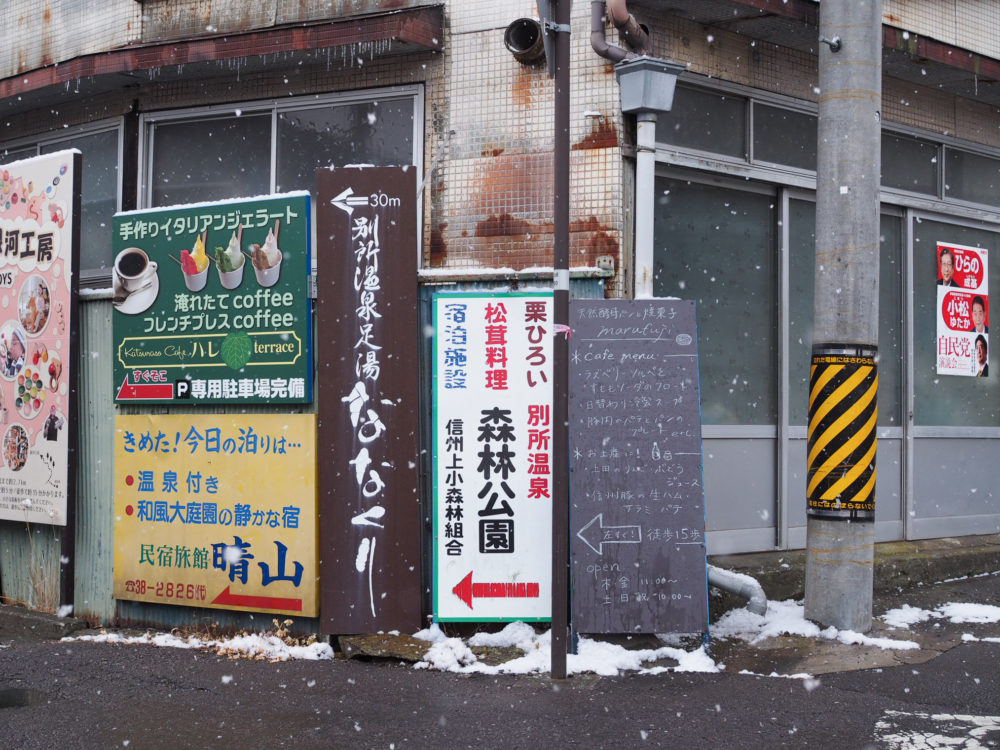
<box><xmin>569</xmin><ymin>300</ymin><xmax>708</xmax><ymax>635</ymax></box>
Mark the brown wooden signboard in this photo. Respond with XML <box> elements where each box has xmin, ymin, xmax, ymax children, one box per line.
<box><xmin>316</xmin><ymin>166</ymin><xmax>422</xmax><ymax>633</ymax></box>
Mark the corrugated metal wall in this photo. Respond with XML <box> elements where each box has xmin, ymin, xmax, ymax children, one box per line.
<box><xmin>74</xmin><ymin>298</ymin><xmax>115</xmax><ymax>622</ymax></box>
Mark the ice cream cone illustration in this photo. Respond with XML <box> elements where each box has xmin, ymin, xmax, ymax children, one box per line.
<box><xmin>215</xmin><ymin>230</ymin><xmax>246</xmax><ymax>289</ymax></box>
<box><xmin>181</xmin><ymin>233</ymin><xmax>210</xmax><ymax>291</ymax></box>
<box><xmin>251</xmin><ymin>223</ymin><xmax>282</xmax><ymax>288</ymax></box>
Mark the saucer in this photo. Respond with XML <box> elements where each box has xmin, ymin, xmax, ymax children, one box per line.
<box><xmin>113</xmin><ymin>273</ymin><xmax>160</xmax><ymax>315</ymax></box>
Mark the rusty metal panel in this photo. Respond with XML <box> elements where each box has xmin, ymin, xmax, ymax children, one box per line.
<box><xmin>0</xmin><ymin>0</ymin><xmax>140</xmax><ymax>81</ymax></box>
<box><xmin>316</xmin><ymin>167</ymin><xmax>422</xmax><ymax>634</ymax></box>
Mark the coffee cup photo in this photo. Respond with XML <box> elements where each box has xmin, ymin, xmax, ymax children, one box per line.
<box><xmin>115</xmin><ymin>248</ymin><xmax>158</xmax><ymax>293</ymax></box>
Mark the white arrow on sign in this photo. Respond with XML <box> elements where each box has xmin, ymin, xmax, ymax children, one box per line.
<box><xmin>331</xmin><ymin>187</ymin><xmax>370</xmax><ymax>216</ymax></box>
<box><xmin>576</xmin><ymin>513</ymin><xmax>642</xmax><ymax>555</ymax></box>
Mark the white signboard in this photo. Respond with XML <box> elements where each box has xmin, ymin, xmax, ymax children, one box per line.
<box><xmin>433</xmin><ymin>292</ymin><xmax>553</xmax><ymax>621</ymax></box>
<box><xmin>936</xmin><ymin>242</ymin><xmax>989</xmax><ymax>377</ymax></box>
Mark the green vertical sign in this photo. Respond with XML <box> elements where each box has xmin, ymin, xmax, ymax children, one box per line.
<box><xmin>112</xmin><ymin>193</ymin><xmax>312</xmax><ymax>404</ymax></box>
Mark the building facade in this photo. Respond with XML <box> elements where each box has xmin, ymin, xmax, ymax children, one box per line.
<box><xmin>0</xmin><ymin>0</ymin><xmax>997</xmax><ymax>626</ymax></box>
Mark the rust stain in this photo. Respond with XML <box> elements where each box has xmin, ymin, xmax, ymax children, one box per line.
<box><xmin>481</xmin><ymin>147</ymin><xmax>505</xmax><ymax>157</ymax></box>
<box><xmin>475</xmin><ymin>213</ymin><xmax>531</xmax><ymax>237</ymax></box>
<box><xmin>573</xmin><ymin>120</ymin><xmax>618</xmax><ymax>150</ymax></box>
<box><xmin>570</xmin><ymin>217</ymin><xmax>606</xmax><ymax>233</ymax></box>
<box><xmin>512</xmin><ymin>68</ymin><xmax>534</xmax><ymax>110</ymax></box>
<box><xmin>429</xmin><ymin>222</ymin><xmax>448</xmax><ymax>264</ymax></box>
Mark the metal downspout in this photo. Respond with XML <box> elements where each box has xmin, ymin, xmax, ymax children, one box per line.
<box><xmin>634</xmin><ymin>111</ymin><xmax>656</xmax><ymax>298</ymax></box>
<box><xmin>707</xmin><ymin>564</ymin><xmax>768</xmax><ymax>616</ymax></box>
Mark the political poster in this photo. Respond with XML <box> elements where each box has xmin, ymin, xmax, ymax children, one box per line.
<box><xmin>936</xmin><ymin>242</ymin><xmax>989</xmax><ymax>377</ymax></box>
<box><xmin>432</xmin><ymin>292</ymin><xmax>553</xmax><ymax>622</ymax></box>
<box><xmin>0</xmin><ymin>151</ymin><xmax>79</xmax><ymax>526</ymax></box>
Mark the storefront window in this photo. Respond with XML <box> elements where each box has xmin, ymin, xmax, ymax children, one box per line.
<box><xmin>0</xmin><ymin>126</ymin><xmax>121</xmax><ymax>274</ymax></box>
<box><xmin>882</xmin><ymin>135</ymin><xmax>938</xmax><ymax>196</ymax></box>
<box><xmin>753</xmin><ymin>104</ymin><xmax>816</xmax><ymax>171</ymax></box>
<box><xmin>653</xmin><ymin>177</ymin><xmax>777</xmax><ymax>424</ymax></box>
<box><xmin>276</xmin><ymin>99</ymin><xmax>415</xmax><ymax>193</ymax></box>
<box><xmin>146</xmin><ymin>90</ymin><xmax>419</xmax><ymax>209</ymax></box>
<box><xmin>40</xmin><ymin>129</ymin><xmax>120</xmax><ymax>273</ymax></box>
<box><xmin>913</xmin><ymin>218</ymin><xmax>999</xmax><ymax>425</ymax></box>
<box><xmin>944</xmin><ymin>149</ymin><xmax>1000</xmax><ymax>208</ymax></box>
<box><xmin>149</xmin><ymin>114</ymin><xmax>271</xmax><ymax>207</ymax></box>
<box><xmin>656</xmin><ymin>86</ymin><xmax>745</xmax><ymax>159</ymax></box>
<box><xmin>788</xmin><ymin>199</ymin><xmax>903</xmax><ymax>425</ymax></box>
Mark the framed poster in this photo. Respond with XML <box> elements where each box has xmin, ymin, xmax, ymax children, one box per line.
<box><xmin>0</xmin><ymin>151</ymin><xmax>79</xmax><ymax>526</ymax></box>
<box><xmin>432</xmin><ymin>292</ymin><xmax>553</xmax><ymax>622</ymax></box>
<box><xmin>112</xmin><ymin>193</ymin><xmax>312</xmax><ymax>404</ymax></box>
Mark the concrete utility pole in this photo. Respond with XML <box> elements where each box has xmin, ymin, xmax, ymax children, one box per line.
<box><xmin>805</xmin><ymin>0</ymin><xmax>882</xmax><ymax>632</ymax></box>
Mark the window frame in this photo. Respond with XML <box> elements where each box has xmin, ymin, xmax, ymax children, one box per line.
<box><xmin>659</xmin><ymin>74</ymin><xmax>1000</xmax><ymax>220</ymax></box>
<box><xmin>0</xmin><ymin>119</ymin><xmax>125</xmax><ymax>283</ymax></box>
<box><xmin>137</xmin><ymin>84</ymin><xmax>424</xmax><ymax>210</ymax></box>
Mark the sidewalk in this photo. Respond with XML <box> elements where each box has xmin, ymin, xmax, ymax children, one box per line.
<box><xmin>2</xmin><ymin>533</ymin><xmax>999</xmax><ymax>675</ymax></box>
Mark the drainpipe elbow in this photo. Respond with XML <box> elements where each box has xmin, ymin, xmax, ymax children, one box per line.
<box><xmin>707</xmin><ymin>564</ymin><xmax>769</xmax><ymax>617</ymax></box>
<box><xmin>591</xmin><ymin>1</ymin><xmax>633</xmax><ymax>63</ymax></box>
<box><xmin>607</xmin><ymin>0</ymin><xmax>651</xmax><ymax>56</ymax></box>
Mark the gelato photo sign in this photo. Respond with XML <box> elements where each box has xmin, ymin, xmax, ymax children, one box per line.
<box><xmin>112</xmin><ymin>193</ymin><xmax>312</xmax><ymax>405</ymax></box>
<box><xmin>0</xmin><ymin>151</ymin><xmax>80</xmax><ymax>526</ymax></box>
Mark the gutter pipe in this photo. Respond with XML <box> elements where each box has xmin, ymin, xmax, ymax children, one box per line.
<box><xmin>590</xmin><ymin>1</ymin><xmax>642</xmax><ymax>63</ymax></box>
<box><xmin>707</xmin><ymin>564</ymin><xmax>768</xmax><ymax>616</ymax></box>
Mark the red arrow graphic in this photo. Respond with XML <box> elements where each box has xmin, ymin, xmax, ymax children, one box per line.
<box><xmin>116</xmin><ymin>376</ymin><xmax>173</xmax><ymax>400</ymax></box>
<box><xmin>212</xmin><ymin>586</ymin><xmax>303</xmax><ymax>612</ymax></box>
<box><xmin>451</xmin><ymin>571</ymin><xmax>541</xmax><ymax>610</ymax></box>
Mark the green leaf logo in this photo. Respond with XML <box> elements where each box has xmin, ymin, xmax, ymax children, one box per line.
<box><xmin>221</xmin><ymin>332</ymin><xmax>253</xmax><ymax>370</ymax></box>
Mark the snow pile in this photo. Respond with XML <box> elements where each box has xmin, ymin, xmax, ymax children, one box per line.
<box><xmin>67</xmin><ymin>629</ymin><xmax>334</xmax><ymax>662</ymax></box>
<box><xmin>713</xmin><ymin>598</ymin><xmax>920</xmax><ymax>650</ymax></box>
<box><xmin>883</xmin><ymin>602</ymin><xmax>1000</xmax><ymax>628</ymax></box>
<box><xmin>59</xmin><ymin>599</ymin><xmax>999</xmax><ymax>674</ymax></box>
<box><xmin>413</xmin><ymin>620</ymin><xmax>719</xmax><ymax>676</ymax></box>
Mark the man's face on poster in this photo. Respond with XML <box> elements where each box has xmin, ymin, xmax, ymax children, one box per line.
<box><xmin>973</xmin><ymin>300</ymin><xmax>986</xmax><ymax>331</ymax></box>
<box><xmin>940</xmin><ymin>251</ymin><xmax>954</xmax><ymax>283</ymax></box>
<box><xmin>977</xmin><ymin>338</ymin><xmax>987</xmax><ymax>365</ymax></box>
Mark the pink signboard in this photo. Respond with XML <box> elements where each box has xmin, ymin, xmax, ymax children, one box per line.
<box><xmin>0</xmin><ymin>151</ymin><xmax>79</xmax><ymax>526</ymax></box>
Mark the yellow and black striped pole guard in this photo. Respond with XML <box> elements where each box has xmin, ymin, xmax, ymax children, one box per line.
<box><xmin>807</xmin><ymin>344</ymin><xmax>877</xmax><ymax>521</ymax></box>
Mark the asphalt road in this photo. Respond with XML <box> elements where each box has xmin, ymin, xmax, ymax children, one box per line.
<box><xmin>1</xmin><ymin>573</ymin><xmax>998</xmax><ymax>749</ymax></box>
<box><xmin>1</xmin><ymin>635</ymin><xmax>998</xmax><ymax>748</ymax></box>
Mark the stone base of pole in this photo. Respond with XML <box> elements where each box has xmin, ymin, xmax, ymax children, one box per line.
<box><xmin>804</xmin><ymin>518</ymin><xmax>874</xmax><ymax>632</ymax></box>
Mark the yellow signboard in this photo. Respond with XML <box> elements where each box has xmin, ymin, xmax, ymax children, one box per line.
<box><xmin>114</xmin><ymin>414</ymin><xmax>317</xmax><ymax>616</ymax></box>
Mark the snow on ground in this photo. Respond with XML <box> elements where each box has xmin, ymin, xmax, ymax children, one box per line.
<box><xmin>60</xmin><ymin>599</ymin><xmax>1000</xmax><ymax>676</ymax></box>
<box><xmin>67</xmin><ymin>630</ymin><xmax>335</xmax><ymax>662</ymax></box>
